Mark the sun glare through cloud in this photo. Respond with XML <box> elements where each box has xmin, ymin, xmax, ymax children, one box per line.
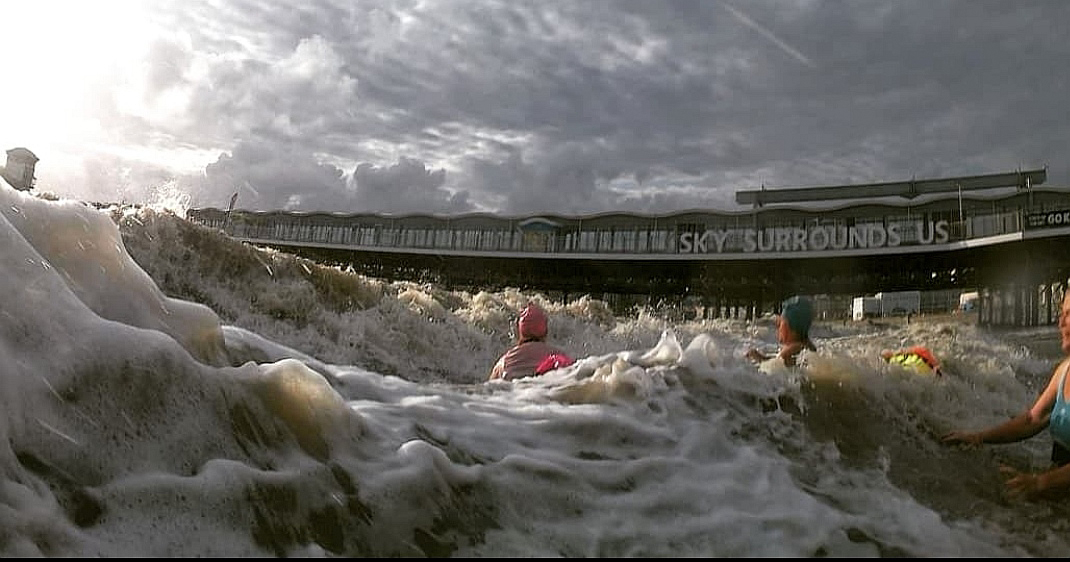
<box><xmin>0</xmin><ymin>1</ymin><xmax>154</xmax><ymax>150</ymax></box>
<box><xmin>3</xmin><ymin>8</ymin><xmax>1070</xmax><ymax>554</ymax></box>
<box><xmin>0</xmin><ymin>1</ymin><xmax>1062</xmax><ymax>216</ymax></box>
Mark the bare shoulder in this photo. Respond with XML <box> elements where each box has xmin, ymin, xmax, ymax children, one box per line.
<box><xmin>1047</xmin><ymin>356</ymin><xmax>1070</xmax><ymax>382</ymax></box>
<box><xmin>1035</xmin><ymin>356</ymin><xmax>1070</xmax><ymax>396</ymax></box>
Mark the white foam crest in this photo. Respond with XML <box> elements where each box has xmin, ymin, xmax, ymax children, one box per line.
<box><xmin>144</xmin><ymin>179</ymin><xmax>193</xmax><ymax>218</ymax></box>
<box><xmin>0</xmin><ymin>189</ymin><xmax>226</xmax><ymax>365</ymax></box>
<box><xmin>1</xmin><ymin>186</ymin><xmax>1061</xmax><ymax>556</ymax></box>
<box><xmin>619</xmin><ymin>328</ymin><xmax>682</xmax><ymax>367</ymax></box>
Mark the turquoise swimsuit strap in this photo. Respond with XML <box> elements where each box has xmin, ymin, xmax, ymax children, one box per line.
<box><xmin>1048</xmin><ymin>361</ymin><xmax>1070</xmax><ymax>452</ymax></box>
<box><xmin>1059</xmin><ymin>362</ymin><xmax>1069</xmax><ymax>404</ymax></box>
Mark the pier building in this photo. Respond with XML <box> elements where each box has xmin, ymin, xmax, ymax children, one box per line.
<box><xmin>186</xmin><ymin>168</ymin><xmax>1070</xmax><ymax>326</ymax></box>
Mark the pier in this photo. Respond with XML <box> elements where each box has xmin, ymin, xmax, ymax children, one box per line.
<box><xmin>186</xmin><ymin>168</ymin><xmax>1070</xmax><ymax>326</ymax></box>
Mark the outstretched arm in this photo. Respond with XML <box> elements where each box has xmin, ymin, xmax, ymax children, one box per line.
<box><xmin>777</xmin><ymin>341</ymin><xmax>806</xmax><ymax>367</ymax></box>
<box><xmin>942</xmin><ymin>358</ymin><xmax>1067</xmax><ymax>446</ymax></box>
<box><xmin>747</xmin><ymin>342</ymin><xmax>808</xmax><ymax>367</ymax></box>
<box><xmin>942</xmin><ymin>411</ymin><xmax>1048</xmax><ymax>446</ymax></box>
<box><xmin>745</xmin><ymin>348</ymin><xmax>769</xmax><ymax>362</ymax></box>
<box><xmin>1001</xmin><ymin>462</ymin><xmax>1070</xmax><ymax>500</ymax></box>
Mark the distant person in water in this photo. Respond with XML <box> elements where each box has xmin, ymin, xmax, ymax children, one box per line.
<box><xmin>881</xmin><ymin>346</ymin><xmax>944</xmax><ymax>377</ymax></box>
<box><xmin>488</xmin><ymin>302</ymin><xmax>575</xmax><ymax>381</ymax></box>
<box><xmin>746</xmin><ymin>295</ymin><xmax>816</xmax><ymax>368</ymax></box>
<box><xmin>942</xmin><ymin>289</ymin><xmax>1070</xmax><ymax>500</ymax></box>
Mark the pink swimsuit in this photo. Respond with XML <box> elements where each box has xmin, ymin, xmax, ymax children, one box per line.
<box><xmin>490</xmin><ymin>341</ymin><xmax>574</xmax><ymax>380</ymax></box>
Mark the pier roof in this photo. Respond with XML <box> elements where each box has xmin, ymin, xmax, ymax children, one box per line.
<box><xmin>735</xmin><ymin>168</ymin><xmax>1047</xmax><ymax>207</ymax></box>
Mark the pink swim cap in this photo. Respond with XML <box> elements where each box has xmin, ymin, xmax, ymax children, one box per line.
<box><xmin>517</xmin><ymin>303</ymin><xmax>548</xmax><ymax>340</ymax></box>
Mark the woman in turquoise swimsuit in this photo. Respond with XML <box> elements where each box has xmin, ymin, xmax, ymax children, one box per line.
<box><xmin>942</xmin><ymin>289</ymin><xmax>1070</xmax><ymax>500</ymax></box>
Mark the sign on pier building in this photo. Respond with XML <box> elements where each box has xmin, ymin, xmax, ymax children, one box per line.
<box><xmin>678</xmin><ymin>220</ymin><xmax>950</xmax><ymax>254</ymax></box>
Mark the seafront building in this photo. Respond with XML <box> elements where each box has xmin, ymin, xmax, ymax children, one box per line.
<box><xmin>187</xmin><ymin>168</ymin><xmax>1070</xmax><ymax>326</ymax></box>
<box><xmin>0</xmin><ymin>147</ymin><xmax>38</xmax><ymax>191</ymax></box>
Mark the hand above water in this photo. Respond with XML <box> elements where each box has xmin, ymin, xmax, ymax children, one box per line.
<box><xmin>940</xmin><ymin>430</ymin><xmax>982</xmax><ymax>447</ymax></box>
<box><xmin>1000</xmin><ymin>465</ymin><xmax>1044</xmax><ymax>501</ymax></box>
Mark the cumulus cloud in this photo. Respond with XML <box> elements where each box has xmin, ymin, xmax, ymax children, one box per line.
<box><xmin>10</xmin><ymin>0</ymin><xmax>1068</xmax><ymax>215</ymax></box>
<box><xmin>351</xmin><ymin>157</ymin><xmax>471</xmax><ymax>215</ymax></box>
<box><xmin>201</xmin><ymin>141</ymin><xmax>349</xmax><ymax>211</ymax></box>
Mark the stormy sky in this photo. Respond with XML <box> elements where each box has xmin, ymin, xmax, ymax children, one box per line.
<box><xmin>1</xmin><ymin>0</ymin><xmax>1066</xmax><ymax>216</ymax></box>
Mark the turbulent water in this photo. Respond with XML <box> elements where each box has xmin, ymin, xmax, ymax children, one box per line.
<box><xmin>1</xmin><ymin>185</ymin><xmax>1067</xmax><ymax>557</ymax></box>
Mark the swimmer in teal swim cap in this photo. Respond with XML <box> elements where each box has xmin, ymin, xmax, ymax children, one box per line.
<box><xmin>746</xmin><ymin>295</ymin><xmax>817</xmax><ymax>367</ymax></box>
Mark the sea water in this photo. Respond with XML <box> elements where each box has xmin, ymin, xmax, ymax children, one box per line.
<box><xmin>0</xmin><ymin>184</ymin><xmax>1066</xmax><ymax>557</ymax></box>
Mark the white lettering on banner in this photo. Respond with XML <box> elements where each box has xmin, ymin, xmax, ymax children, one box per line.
<box><xmin>711</xmin><ymin>230</ymin><xmax>730</xmax><ymax>252</ymax></box>
<box><xmin>1025</xmin><ymin>210</ymin><xmax>1070</xmax><ymax>229</ymax></box>
<box><xmin>1048</xmin><ymin>211</ymin><xmax>1070</xmax><ymax>225</ymax></box>
<box><xmin>680</xmin><ymin>220</ymin><xmax>950</xmax><ymax>253</ymax></box>
<box><xmin>679</xmin><ymin>232</ymin><xmax>694</xmax><ymax>253</ymax></box>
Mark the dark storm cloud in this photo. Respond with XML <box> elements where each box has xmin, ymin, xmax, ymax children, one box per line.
<box><xmin>202</xmin><ymin>141</ymin><xmax>350</xmax><ymax>211</ymax></box>
<box><xmin>93</xmin><ymin>0</ymin><xmax>1070</xmax><ymax>215</ymax></box>
<box><xmin>351</xmin><ymin>157</ymin><xmax>470</xmax><ymax>215</ymax></box>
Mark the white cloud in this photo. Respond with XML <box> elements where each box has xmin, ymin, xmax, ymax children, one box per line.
<box><xmin>8</xmin><ymin>0</ymin><xmax>1069</xmax><ymax>215</ymax></box>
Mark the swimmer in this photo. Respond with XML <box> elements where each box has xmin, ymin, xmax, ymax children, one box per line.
<box><xmin>746</xmin><ymin>295</ymin><xmax>816</xmax><ymax>368</ymax></box>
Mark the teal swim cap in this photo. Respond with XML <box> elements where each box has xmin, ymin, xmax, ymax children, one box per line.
<box><xmin>781</xmin><ymin>295</ymin><xmax>813</xmax><ymax>337</ymax></box>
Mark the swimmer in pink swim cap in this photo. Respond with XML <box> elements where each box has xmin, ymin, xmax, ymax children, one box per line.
<box><xmin>488</xmin><ymin>302</ymin><xmax>575</xmax><ymax>381</ymax></box>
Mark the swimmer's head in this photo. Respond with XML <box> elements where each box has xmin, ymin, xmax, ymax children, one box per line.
<box><xmin>780</xmin><ymin>295</ymin><xmax>814</xmax><ymax>338</ymax></box>
<box><xmin>517</xmin><ymin>302</ymin><xmax>548</xmax><ymax>341</ymax></box>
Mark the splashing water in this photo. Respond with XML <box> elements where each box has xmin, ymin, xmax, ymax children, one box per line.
<box><xmin>145</xmin><ymin>179</ymin><xmax>192</xmax><ymax>217</ymax></box>
<box><xmin>2</xmin><ymin>186</ymin><xmax>1069</xmax><ymax>557</ymax></box>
